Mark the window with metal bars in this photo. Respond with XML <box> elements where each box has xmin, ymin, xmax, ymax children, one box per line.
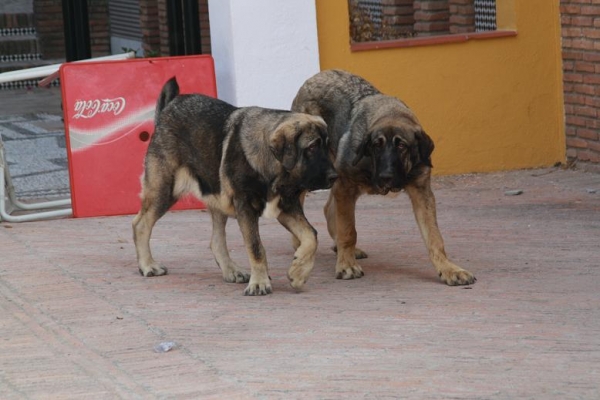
<box><xmin>108</xmin><ymin>0</ymin><xmax>142</xmax><ymax>42</ymax></box>
<box><xmin>349</xmin><ymin>0</ymin><xmax>497</xmax><ymax>43</ymax></box>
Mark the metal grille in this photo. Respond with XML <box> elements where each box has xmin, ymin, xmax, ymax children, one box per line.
<box><xmin>108</xmin><ymin>0</ymin><xmax>142</xmax><ymax>40</ymax></box>
<box><xmin>474</xmin><ymin>0</ymin><xmax>497</xmax><ymax>32</ymax></box>
<box><xmin>357</xmin><ymin>0</ymin><xmax>382</xmax><ymax>32</ymax></box>
<box><xmin>351</xmin><ymin>0</ymin><xmax>497</xmax><ymax>41</ymax></box>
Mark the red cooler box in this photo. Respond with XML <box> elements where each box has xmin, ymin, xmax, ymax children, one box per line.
<box><xmin>60</xmin><ymin>55</ymin><xmax>216</xmax><ymax>217</ymax></box>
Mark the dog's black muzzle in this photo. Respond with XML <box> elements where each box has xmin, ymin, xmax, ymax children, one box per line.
<box><xmin>306</xmin><ymin>167</ymin><xmax>337</xmax><ymax>191</ymax></box>
<box><xmin>324</xmin><ymin>168</ymin><xmax>338</xmax><ymax>189</ymax></box>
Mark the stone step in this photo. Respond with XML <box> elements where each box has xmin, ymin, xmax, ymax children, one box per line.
<box><xmin>0</xmin><ymin>34</ymin><xmax>39</xmax><ymax>56</ymax></box>
<box><xmin>0</xmin><ymin>12</ymin><xmax>51</xmax><ymax>90</ymax></box>
<box><xmin>0</xmin><ymin>26</ymin><xmax>35</xmax><ymax>36</ymax></box>
<box><xmin>0</xmin><ymin>13</ymin><xmax>34</xmax><ymax>30</ymax></box>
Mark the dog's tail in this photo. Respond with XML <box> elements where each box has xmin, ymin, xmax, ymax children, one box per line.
<box><xmin>155</xmin><ymin>77</ymin><xmax>180</xmax><ymax>125</ymax></box>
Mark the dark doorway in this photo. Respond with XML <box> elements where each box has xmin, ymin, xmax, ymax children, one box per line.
<box><xmin>167</xmin><ymin>0</ymin><xmax>202</xmax><ymax>56</ymax></box>
<box><xmin>62</xmin><ymin>0</ymin><xmax>92</xmax><ymax>61</ymax></box>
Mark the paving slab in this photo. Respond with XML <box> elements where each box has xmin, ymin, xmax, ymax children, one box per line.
<box><xmin>1</xmin><ymin>166</ymin><xmax>599</xmax><ymax>399</ymax></box>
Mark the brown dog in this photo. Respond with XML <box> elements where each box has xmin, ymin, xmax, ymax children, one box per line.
<box><xmin>133</xmin><ymin>77</ymin><xmax>337</xmax><ymax>295</ymax></box>
<box><xmin>292</xmin><ymin>69</ymin><xmax>475</xmax><ymax>285</ymax></box>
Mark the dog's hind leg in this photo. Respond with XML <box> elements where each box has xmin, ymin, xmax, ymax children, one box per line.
<box><xmin>209</xmin><ymin>209</ymin><xmax>250</xmax><ymax>283</ymax></box>
<box><xmin>324</xmin><ymin>190</ymin><xmax>368</xmax><ymax>259</ymax></box>
<box><xmin>132</xmin><ymin>173</ymin><xmax>176</xmax><ymax>277</ymax></box>
<box><xmin>324</xmin><ymin>190</ymin><xmax>337</xmax><ymax>242</ymax></box>
<box><xmin>405</xmin><ymin>174</ymin><xmax>476</xmax><ymax>286</ymax></box>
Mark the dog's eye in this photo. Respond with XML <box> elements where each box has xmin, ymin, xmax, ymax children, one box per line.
<box><xmin>372</xmin><ymin>137</ymin><xmax>385</xmax><ymax>148</ymax></box>
<box><xmin>307</xmin><ymin>139</ymin><xmax>321</xmax><ymax>152</ymax></box>
<box><xmin>394</xmin><ymin>138</ymin><xmax>406</xmax><ymax>150</ymax></box>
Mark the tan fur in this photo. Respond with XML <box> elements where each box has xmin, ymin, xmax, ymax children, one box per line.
<box><xmin>292</xmin><ymin>69</ymin><xmax>475</xmax><ymax>285</ymax></box>
<box><xmin>133</xmin><ymin>78</ymin><xmax>336</xmax><ymax>295</ymax></box>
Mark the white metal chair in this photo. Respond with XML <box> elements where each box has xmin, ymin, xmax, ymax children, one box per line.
<box><xmin>0</xmin><ymin>139</ymin><xmax>72</xmax><ymax>222</ymax></box>
<box><xmin>0</xmin><ymin>52</ymin><xmax>135</xmax><ymax>222</ymax></box>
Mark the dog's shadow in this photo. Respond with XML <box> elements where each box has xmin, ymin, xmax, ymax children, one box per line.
<box><xmin>310</xmin><ymin>240</ymin><xmax>440</xmax><ymax>286</ymax></box>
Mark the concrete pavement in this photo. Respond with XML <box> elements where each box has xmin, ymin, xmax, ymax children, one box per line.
<box><xmin>0</xmin><ymin>79</ymin><xmax>599</xmax><ymax>398</ymax></box>
<box><xmin>1</xmin><ymin>164</ymin><xmax>599</xmax><ymax>398</ymax></box>
<box><xmin>1</xmin><ymin>1</ymin><xmax>599</xmax><ymax>395</ymax></box>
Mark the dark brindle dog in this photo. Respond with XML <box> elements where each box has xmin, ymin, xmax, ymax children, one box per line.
<box><xmin>291</xmin><ymin>69</ymin><xmax>475</xmax><ymax>285</ymax></box>
<box><xmin>133</xmin><ymin>77</ymin><xmax>337</xmax><ymax>295</ymax></box>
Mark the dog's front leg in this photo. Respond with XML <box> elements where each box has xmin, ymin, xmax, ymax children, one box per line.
<box><xmin>209</xmin><ymin>209</ymin><xmax>250</xmax><ymax>283</ymax></box>
<box><xmin>290</xmin><ymin>191</ymin><xmax>308</xmax><ymax>251</ymax></box>
<box><xmin>324</xmin><ymin>188</ymin><xmax>368</xmax><ymax>260</ymax></box>
<box><xmin>405</xmin><ymin>173</ymin><xmax>476</xmax><ymax>286</ymax></box>
<box><xmin>330</xmin><ymin>181</ymin><xmax>364</xmax><ymax>279</ymax></box>
<box><xmin>277</xmin><ymin>209</ymin><xmax>317</xmax><ymax>290</ymax></box>
<box><xmin>235</xmin><ymin>206</ymin><xmax>272</xmax><ymax>295</ymax></box>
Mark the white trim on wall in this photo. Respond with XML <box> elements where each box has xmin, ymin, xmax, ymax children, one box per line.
<box><xmin>207</xmin><ymin>0</ymin><xmax>320</xmax><ymax>109</ymax></box>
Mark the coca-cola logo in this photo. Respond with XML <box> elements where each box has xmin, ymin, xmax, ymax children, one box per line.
<box><xmin>73</xmin><ymin>97</ymin><xmax>126</xmax><ymax>119</ymax></box>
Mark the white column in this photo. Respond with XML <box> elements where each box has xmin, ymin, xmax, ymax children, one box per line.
<box><xmin>208</xmin><ymin>0</ymin><xmax>320</xmax><ymax>110</ymax></box>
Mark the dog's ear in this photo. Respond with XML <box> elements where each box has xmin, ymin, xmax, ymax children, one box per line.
<box><xmin>351</xmin><ymin>134</ymin><xmax>371</xmax><ymax>166</ymax></box>
<box><xmin>416</xmin><ymin>130</ymin><xmax>434</xmax><ymax>167</ymax></box>
<box><xmin>270</xmin><ymin>122</ymin><xmax>299</xmax><ymax>171</ymax></box>
<box><xmin>349</xmin><ymin>114</ymin><xmax>375</xmax><ymax>166</ymax></box>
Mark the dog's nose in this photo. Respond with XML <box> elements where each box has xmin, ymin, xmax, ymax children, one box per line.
<box><xmin>327</xmin><ymin>170</ymin><xmax>338</xmax><ymax>185</ymax></box>
<box><xmin>378</xmin><ymin>173</ymin><xmax>393</xmax><ymax>188</ymax></box>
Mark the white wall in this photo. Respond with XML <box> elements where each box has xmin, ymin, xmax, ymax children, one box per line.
<box><xmin>207</xmin><ymin>0</ymin><xmax>320</xmax><ymax>110</ymax></box>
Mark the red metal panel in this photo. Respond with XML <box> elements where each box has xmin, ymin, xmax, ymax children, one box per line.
<box><xmin>60</xmin><ymin>55</ymin><xmax>216</xmax><ymax>217</ymax></box>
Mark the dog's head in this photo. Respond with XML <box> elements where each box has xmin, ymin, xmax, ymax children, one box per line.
<box><xmin>350</xmin><ymin>107</ymin><xmax>434</xmax><ymax>194</ymax></box>
<box><xmin>269</xmin><ymin>114</ymin><xmax>337</xmax><ymax>192</ymax></box>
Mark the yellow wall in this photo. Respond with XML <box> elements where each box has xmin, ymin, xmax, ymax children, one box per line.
<box><xmin>315</xmin><ymin>0</ymin><xmax>565</xmax><ymax>175</ymax></box>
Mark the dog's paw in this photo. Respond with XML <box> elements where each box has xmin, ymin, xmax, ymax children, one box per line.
<box><xmin>243</xmin><ymin>280</ymin><xmax>273</xmax><ymax>296</ymax></box>
<box><xmin>288</xmin><ymin>276</ymin><xmax>306</xmax><ymax>290</ymax></box>
<box><xmin>354</xmin><ymin>248</ymin><xmax>368</xmax><ymax>259</ymax></box>
<box><xmin>288</xmin><ymin>269</ymin><xmax>309</xmax><ymax>291</ymax></box>
<box><xmin>287</xmin><ymin>257</ymin><xmax>315</xmax><ymax>291</ymax></box>
<box><xmin>335</xmin><ymin>263</ymin><xmax>364</xmax><ymax>280</ymax></box>
<box><xmin>438</xmin><ymin>267</ymin><xmax>476</xmax><ymax>286</ymax></box>
<box><xmin>331</xmin><ymin>245</ymin><xmax>368</xmax><ymax>259</ymax></box>
<box><xmin>224</xmin><ymin>270</ymin><xmax>251</xmax><ymax>283</ymax></box>
<box><xmin>291</xmin><ymin>236</ymin><xmax>301</xmax><ymax>251</ymax></box>
<box><xmin>139</xmin><ymin>262</ymin><xmax>168</xmax><ymax>277</ymax></box>
<box><xmin>222</xmin><ymin>264</ymin><xmax>251</xmax><ymax>283</ymax></box>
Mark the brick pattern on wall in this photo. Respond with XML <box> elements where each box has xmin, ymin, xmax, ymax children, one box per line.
<box><xmin>89</xmin><ymin>0</ymin><xmax>110</xmax><ymax>57</ymax></box>
<box><xmin>33</xmin><ymin>0</ymin><xmax>109</xmax><ymax>60</ymax></box>
<box><xmin>199</xmin><ymin>0</ymin><xmax>211</xmax><ymax>54</ymax></box>
<box><xmin>353</xmin><ymin>0</ymin><xmax>486</xmax><ymax>40</ymax></box>
<box><xmin>414</xmin><ymin>0</ymin><xmax>450</xmax><ymax>36</ymax></box>
<box><xmin>33</xmin><ymin>0</ymin><xmax>65</xmax><ymax>59</ymax></box>
<box><xmin>382</xmin><ymin>0</ymin><xmax>415</xmax><ymax>36</ymax></box>
<box><xmin>157</xmin><ymin>0</ymin><xmax>168</xmax><ymax>56</ymax></box>
<box><xmin>140</xmin><ymin>0</ymin><xmax>160</xmax><ymax>56</ymax></box>
<box><xmin>449</xmin><ymin>0</ymin><xmax>474</xmax><ymax>34</ymax></box>
<box><xmin>31</xmin><ymin>1</ymin><xmax>210</xmax><ymax>60</ymax></box>
<box><xmin>156</xmin><ymin>0</ymin><xmax>211</xmax><ymax>56</ymax></box>
<box><xmin>561</xmin><ymin>0</ymin><xmax>600</xmax><ymax>166</ymax></box>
